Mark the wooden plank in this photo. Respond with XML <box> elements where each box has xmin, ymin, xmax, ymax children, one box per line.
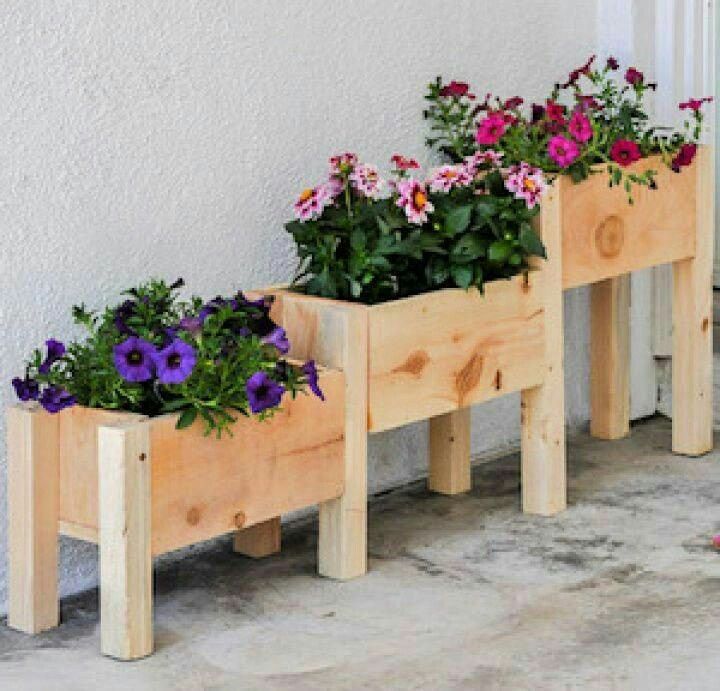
<box><xmin>561</xmin><ymin>154</ymin><xmax>697</xmax><ymax>289</ymax></box>
<box><xmin>367</xmin><ymin>274</ymin><xmax>545</xmax><ymax>433</ymax></box>
<box><xmin>521</xmin><ymin>181</ymin><xmax>567</xmax><ymax>516</ymax></box>
<box><xmin>149</xmin><ymin>368</ymin><xmax>345</xmax><ymax>555</ymax></box>
<box><xmin>428</xmin><ymin>408</ymin><xmax>471</xmax><ymax>495</ymax></box>
<box><xmin>233</xmin><ymin>517</ymin><xmax>281</xmax><ymax>558</ymax></box>
<box><xmin>58</xmin><ymin>520</ymin><xmax>98</xmax><ymax>544</ymax></box>
<box><xmin>7</xmin><ymin>405</ymin><xmax>60</xmax><ymax>634</ymax></box>
<box><xmin>274</xmin><ymin>291</ymin><xmax>368</xmax><ymax>580</ymax></box>
<box><xmin>672</xmin><ymin>145</ymin><xmax>714</xmax><ymax>455</ymax></box>
<box><xmin>99</xmin><ymin>421</ymin><xmax>153</xmax><ymax>660</ymax></box>
<box><xmin>590</xmin><ymin>275</ymin><xmax>631</xmax><ymax>439</ymax></box>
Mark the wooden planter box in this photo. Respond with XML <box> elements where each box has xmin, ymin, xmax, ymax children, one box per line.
<box><xmin>556</xmin><ymin>147</ymin><xmax>713</xmax><ymax>454</ymax></box>
<box><xmin>261</xmin><ymin>211</ymin><xmax>566</xmax><ymax>581</ymax></box>
<box><xmin>7</xmin><ymin>367</ymin><xmax>345</xmax><ymax>660</ymax></box>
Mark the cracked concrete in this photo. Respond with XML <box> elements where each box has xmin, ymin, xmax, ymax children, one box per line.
<box><xmin>1</xmin><ymin>416</ymin><xmax>719</xmax><ymax>689</ymax></box>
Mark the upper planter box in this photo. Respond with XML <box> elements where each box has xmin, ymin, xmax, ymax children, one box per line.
<box><xmin>561</xmin><ymin>153</ymin><xmax>698</xmax><ymax>289</ymax></box>
<box><xmin>269</xmin><ymin>272</ymin><xmax>545</xmax><ymax>434</ymax></box>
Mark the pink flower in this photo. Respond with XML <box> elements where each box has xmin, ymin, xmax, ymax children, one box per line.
<box><xmin>439</xmin><ymin>81</ymin><xmax>474</xmax><ymax>99</ymax></box>
<box><xmin>390</xmin><ymin>154</ymin><xmax>420</xmax><ymax>171</ymax></box>
<box><xmin>505</xmin><ymin>163</ymin><xmax>547</xmax><ymax>209</ymax></box>
<box><xmin>329</xmin><ymin>152</ymin><xmax>358</xmax><ymax>176</ymax></box>
<box><xmin>475</xmin><ymin>113</ymin><xmax>507</xmax><ymax>145</ymax></box>
<box><xmin>428</xmin><ymin>164</ymin><xmax>472</xmax><ymax>193</ymax></box>
<box><xmin>545</xmin><ymin>100</ymin><xmax>566</xmax><ymax>123</ymax></box>
<box><xmin>464</xmin><ymin>150</ymin><xmax>504</xmax><ymax>175</ymax></box>
<box><xmin>576</xmin><ymin>94</ymin><xmax>601</xmax><ymax>111</ymax></box>
<box><xmin>610</xmin><ymin>139</ymin><xmax>642</xmax><ymax>167</ymax></box>
<box><xmin>671</xmin><ymin>143</ymin><xmax>697</xmax><ymax>172</ymax></box>
<box><xmin>568</xmin><ymin>110</ymin><xmax>593</xmax><ymax>143</ymax></box>
<box><xmin>679</xmin><ymin>96</ymin><xmax>713</xmax><ymax>111</ymax></box>
<box><xmin>547</xmin><ymin>135</ymin><xmax>580</xmax><ymax>168</ymax></box>
<box><xmin>562</xmin><ymin>55</ymin><xmax>596</xmax><ymax>88</ymax></box>
<box><xmin>712</xmin><ymin>534</ymin><xmax>720</xmax><ymax>549</ymax></box>
<box><xmin>349</xmin><ymin>163</ymin><xmax>384</xmax><ymax>199</ymax></box>
<box><xmin>395</xmin><ymin>178</ymin><xmax>434</xmax><ymax>225</ymax></box>
<box><xmin>294</xmin><ymin>184</ymin><xmax>332</xmax><ymax>222</ymax></box>
<box><xmin>503</xmin><ymin>96</ymin><xmax>524</xmax><ymax>110</ymax></box>
<box><xmin>606</xmin><ymin>56</ymin><xmax>619</xmax><ymax>70</ymax></box>
<box><xmin>625</xmin><ymin>67</ymin><xmax>644</xmax><ymax>86</ymax></box>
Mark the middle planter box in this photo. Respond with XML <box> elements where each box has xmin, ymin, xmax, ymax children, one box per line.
<box><xmin>262</xmin><ymin>199</ymin><xmax>566</xmax><ymax>581</ymax></box>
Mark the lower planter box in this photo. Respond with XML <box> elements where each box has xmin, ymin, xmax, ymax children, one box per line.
<box><xmin>262</xmin><ymin>213</ymin><xmax>566</xmax><ymax>580</ymax></box>
<box><xmin>7</xmin><ymin>366</ymin><xmax>345</xmax><ymax>660</ymax></box>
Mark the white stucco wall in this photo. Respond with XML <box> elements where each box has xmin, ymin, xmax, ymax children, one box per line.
<box><xmin>0</xmin><ymin>0</ymin><xmax>599</xmax><ymax>611</ymax></box>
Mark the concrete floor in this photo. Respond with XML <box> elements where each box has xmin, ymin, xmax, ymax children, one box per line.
<box><xmin>1</xmin><ymin>416</ymin><xmax>719</xmax><ymax>690</ymax></box>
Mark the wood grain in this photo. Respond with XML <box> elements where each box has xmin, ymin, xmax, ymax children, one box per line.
<box><xmin>428</xmin><ymin>408</ymin><xmax>471</xmax><ymax>495</ymax></box>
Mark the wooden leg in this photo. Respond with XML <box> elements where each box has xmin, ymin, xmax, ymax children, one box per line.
<box><xmin>233</xmin><ymin>517</ymin><xmax>281</xmax><ymax>558</ymax></box>
<box><xmin>318</xmin><ymin>307</ymin><xmax>368</xmax><ymax>580</ymax></box>
<box><xmin>428</xmin><ymin>408</ymin><xmax>471</xmax><ymax>495</ymax></box>
<box><xmin>99</xmin><ymin>422</ymin><xmax>153</xmax><ymax>660</ymax></box>
<box><xmin>521</xmin><ymin>182</ymin><xmax>567</xmax><ymax>516</ymax></box>
<box><xmin>7</xmin><ymin>406</ymin><xmax>60</xmax><ymax>634</ymax></box>
<box><xmin>590</xmin><ymin>275</ymin><xmax>630</xmax><ymax>440</ymax></box>
<box><xmin>672</xmin><ymin>146</ymin><xmax>714</xmax><ymax>456</ymax></box>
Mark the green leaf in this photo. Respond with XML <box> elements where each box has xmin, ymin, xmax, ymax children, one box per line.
<box><xmin>450</xmin><ymin>264</ymin><xmax>473</xmax><ymax>288</ymax></box>
<box><xmin>176</xmin><ymin>407</ymin><xmax>198</xmax><ymax>430</ymax></box>
<box><xmin>445</xmin><ymin>205</ymin><xmax>473</xmax><ymax>235</ymax></box>
<box><xmin>488</xmin><ymin>240</ymin><xmax>512</xmax><ymax>263</ymax></box>
<box><xmin>518</xmin><ymin>226</ymin><xmax>546</xmax><ymax>258</ymax></box>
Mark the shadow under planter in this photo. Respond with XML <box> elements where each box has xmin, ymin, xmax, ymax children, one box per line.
<box><xmin>6</xmin><ymin>366</ymin><xmax>345</xmax><ymax>660</ymax></box>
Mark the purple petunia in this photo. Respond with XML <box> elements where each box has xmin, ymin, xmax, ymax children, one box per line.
<box><xmin>179</xmin><ymin>316</ymin><xmax>204</xmax><ymax>336</ymax></box>
<box><xmin>113</xmin><ymin>336</ymin><xmax>156</xmax><ymax>382</ymax></box>
<box><xmin>246</xmin><ymin>371</ymin><xmax>285</xmax><ymax>414</ymax></box>
<box><xmin>302</xmin><ymin>360</ymin><xmax>325</xmax><ymax>401</ymax></box>
<box><xmin>38</xmin><ymin>339</ymin><xmax>66</xmax><ymax>374</ymax></box>
<box><xmin>153</xmin><ymin>339</ymin><xmax>197</xmax><ymax>385</ymax></box>
<box><xmin>261</xmin><ymin>327</ymin><xmax>290</xmax><ymax>354</ymax></box>
<box><xmin>12</xmin><ymin>376</ymin><xmax>40</xmax><ymax>402</ymax></box>
<box><xmin>114</xmin><ymin>300</ymin><xmax>137</xmax><ymax>336</ymax></box>
<box><xmin>39</xmin><ymin>386</ymin><xmax>76</xmax><ymax>413</ymax></box>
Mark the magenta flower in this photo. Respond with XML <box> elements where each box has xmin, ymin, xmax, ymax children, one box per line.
<box><xmin>625</xmin><ymin>67</ymin><xmax>644</xmax><ymax>86</ymax></box>
<box><xmin>713</xmin><ymin>535</ymin><xmax>720</xmax><ymax>549</ymax></box>
<box><xmin>262</xmin><ymin>327</ymin><xmax>290</xmax><ymax>354</ymax></box>
<box><xmin>349</xmin><ymin>163</ymin><xmax>384</xmax><ymax>199</ymax></box>
<box><xmin>395</xmin><ymin>178</ymin><xmax>434</xmax><ymax>225</ymax></box>
<box><xmin>671</xmin><ymin>143</ymin><xmax>698</xmax><ymax>172</ymax></box>
<box><xmin>328</xmin><ymin>152</ymin><xmax>358</xmax><ymax>176</ymax></box>
<box><xmin>568</xmin><ymin>110</ymin><xmax>593</xmax><ymax>143</ymax></box>
<box><xmin>38</xmin><ymin>339</ymin><xmax>66</xmax><ymax>374</ymax></box>
<box><xmin>113</xmin><ymin>336</ymin><xmax>156</xmax><ymax>382</ymax></box>
<box><xmin>545</xmin><ymin>100</ymin><xmax>566</xmax><ymax>123</ymax></box>
<box><xmin>439</xmin><ymin>81</ymin><xmax>473</xmax><ymax>99</ymax></box>
<box><xmin>294</xmin><ymin>184</ymin><xmax>332</xmax><ymax>223</ymax></box>
<box><xmin>153</xmin><ymin>339</ymin><xmax>196</xmax><ymax>385</ymax></box>
<box><xmin>475</xmin><ymin>113</ymin><xmax>507</xmax><ymax>145</ymax></box>
<box><xmin>505</xmin><ymin>163</ymin><xmax>547</xmax><ymax>209</ymax></box>
<box><xmin>503</xmin><ymin>96</ymin><xmax>524</xmax><ymax>110</ymax></box>
<box><xmin>464</xmin><ymin>150</ymin><xmax>503</xmax><ymax>177</ymax></box>
<box><xmin>12</xmin><ymin>376</ymin><xmax>39</xmax><ymax>402</ymax></box>
<box><xmin>679</xmin><ymin>96</ymin><xmax>713</xmax><ymax>111</ymax></box>
<box><xmin>606</xmin><ymin>56</ymin><xmax>619</xmax><ymax>70</ymax></box>
<box><xmin>246</xmin><ymin>371</ymin><xmax>285</xmax><ymax>414</ymax></box>
<box><xmin>390</xmin><ymin>154</ymin><xmax>420</xmax><ymax>172</ymax></box>
<box><xmin>610</xmin><ymin>139</ymin><xmax>642</xmax><ymax>167</ymax></box>
<box><xmin>302</xmin><ymin>360</ymin><xmax>325</xmax><ymax>401</ymax></box>
<box><xmin>547</xmin><ymin>135</ymin><xmax>580</xmax><ymax>168</ymax></box>
<box><xmin>39</xmin><ymin>386</ymin><xmax>76</xmax><ymax>414</ymax></box>
<box><xmin>428</xmin><ymin>164</ymin><xmax>472</xmax><ymax>193</ymax></box>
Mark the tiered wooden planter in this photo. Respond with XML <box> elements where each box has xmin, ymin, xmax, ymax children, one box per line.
<box><xmin>559</xmin><ymin>146</ymin><xmax>714</xmax><ymax>453</ymax></box>
<box><xmin>263</xmin><ymin>209</ymin><xmax>565</xmax><ymax>580</ymax></box>
<box><xmin>7</xmin><ymin>367</ymin><xmax>345</xmax><ymax>660</ymax></box>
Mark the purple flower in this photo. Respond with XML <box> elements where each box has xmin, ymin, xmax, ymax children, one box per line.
<box><xmin>261</xmin><ymin>327</ymin><xmax>290</xmax><ymax>354</ymax></box>
<box><xmin>153</xmin><ymin>339</ymin><xmax>197</xmax><ymax>385</ymax></box>
<box><xmin>179</xmin><ymin>316</ymin><xmax>204</xmax><ymax>335</ymax></box>
<box><xmin>236</xmin><ymin>292</ymin><xmax>272</xmax><ymax>311</ymax></box>
<box><xmin>302</xmin><ymin>360</ymin><xmax>325</xmax><ymax>401</ymax></box>
<box><xmin>246</xmin><ymin>371</ymin><xmax>285</xmax><ymax>414</ymax></box>
<box><xmin>114</xmin><ymin>300</ymin><xmax>137</xmax><ymax>336</ymax></box>
<box><xmin>606</xmin><ymin>56</ymin><xmax>619</xmax><ymax>70</ymax></box>
<box><xmin>39</xmin><ymin>386</ymin><xmax>76</xmax><ymax>413</ymax></box>
<box><xmin>113</xmin><ymin>336</ymin><xmax>156</xmax><ymax>382</ymax></box>
<box><xmin>38</xmin><ymin>339</ymin><xmax>66</xmax><ymax>374</ymax></box>
<box><xmin>12</xmin><ymin>376</ymin><xmax>39</xmax><ymax>402</ymax></box>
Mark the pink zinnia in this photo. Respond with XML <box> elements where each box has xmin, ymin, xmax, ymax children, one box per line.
<box><xmin>396</xmin><ymin>178</ymin><xmax>434</xmax><ymax>225</ymax></box>
<box><xmin>505</xmin><ymin>163</ymin><xmax>547</xmax><ymax>209</ymax></box>
<box><xmin>349</xmin><ymin>163</ymin><xmax>384</xmax><ymax>199</ymax></box>
<box><xmin>464</xmin><ymin>150</ymin><xmax>504</xmax><ymax>176</ymax></box>
<box><xmin>294</xmin><ymin>184</ymin><xmax>332</xmax><ymax>222</ymax></box>
<box><xmin>329</xmin><ymin>152</ymin><xmax>358</xmax><ymax>176</ymax></box>
<box><xmin>610</xmin><ymin>139</ymin><xmax>642</xmax><ymax>167</ymax></box>
<box><xmin>475</xmin><ymin>113</ymin><xmax>507</xmax><ymax>146</ymax></box>
<box><xmin>428</xmin><ymin>164</ymin><xmax>472</xmax><ymax>193</ymax></box>
<box><xmin>390</xmin><ymin>154</ymin><xmax>420</xmax><ymax>171</ymax></box>
<box><xmin>547</xmin><ymin>135</ymin><xmax>580</xmax><ymax>168</ymax></box>
<box><xmin>568</xmin><ymin>110</ymin><xmax>593</xmax><ymax>143</ymax></box>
